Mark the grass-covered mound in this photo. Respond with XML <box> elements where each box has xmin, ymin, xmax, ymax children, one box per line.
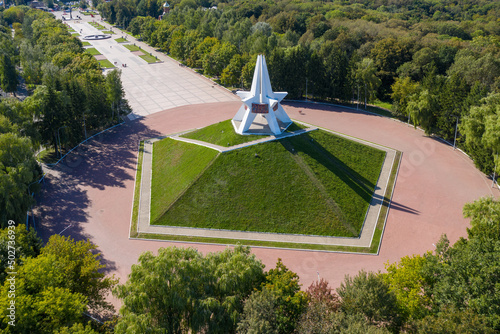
<box><xmin>151</xmin><ymin>139</ymin><xmax>219</xmax><ymax>223</ymax></box>
<box><xmin>181</xmin><ymin>120</ymin><xmax>267</xmax><ymax>147</ymax></box>
<box><xmin>181</xmin><ymin>120</ymin><xmax>306</xmax><ymax>147</ymax></box>
<box><xmin>151</xmin><ymin>130</ymin><xmax>385</xmax><ymax>237</ymax></box>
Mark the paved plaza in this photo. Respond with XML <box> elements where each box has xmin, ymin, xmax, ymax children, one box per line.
<box><xmin>39</xmin><ymin>11</ymin><xmax>500</xmax><ymax>310</ymax></box>
<box><xmin>54</xmin><ymin>11</ymin><xmax>239</xmax><ymax>119</ymax></box>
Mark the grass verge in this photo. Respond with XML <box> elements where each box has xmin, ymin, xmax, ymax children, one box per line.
<box><xmin>89</xmin><ymin>22</ymin><xmax>105</xmax><ymax>30</ymax></box>
<box><xmin>129</xmin><ymin>139</ymin><xmax>401</xmax><ymax>253</ymax></box>
<box><xmin>85</xmin><ymin>47</ymin><xmax>101</xmax><ymax>56</ymax></box>
<box><xmin>114</xmin><ymin>37</ymin><xmax>127</xmax><ymax>43</ymax></box>
<box><xmin>82</xmin><ymin>41</ymin><xmax>91</xmax><ymax>46</ymax></box>
<box><xmin>102</xmin><ymin>30</ymin><xmax>114</xmax><ymax>34</ymax></box>
<box><xmin>139</xmin><ymin>54</ymin><xmax>159</xmax><ymax>63</ymax></box>
<box><xmin>123</xmin><ymin>44</ymin><xmax>141</xmax><ymax>52</ymax></box>
<box><xmin>181</xmin><ymin>120</ymin><xmax>268</xmax><ymax>146</ymax></box>
<box><xmin>130</xmin><ymin>141</ymin><xmax>144</xmax><ymax>238</ymax></box>
<box><xmin>98</xmin><ymin>59</ymin><xmax>114</xmax><ymax>68</ymax></box>
<box><xmin>367</xmin><ymin>150</ymin><xmax>401</xmax><ymax>253</ymax></box>
<box><xmin>37</xmin><ymin>147</ymin><xmax>59</xmax><ymax>164</ymax></box>
<box><xmin>71</xmin><ymin>32</ymin><xmax>80</xmax><ymax>36</ymax></box>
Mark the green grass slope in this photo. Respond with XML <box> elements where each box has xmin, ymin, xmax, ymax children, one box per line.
<box><xmin>151</xmin><ymin>130</ymin><xmax>385</xmax><ymax>237</ymax></box>
<box><xmin>181</xmin><ymin>120</ymin><xmax>306</xmax><ymax>147</ymax></box>
<box><xmin>181</xmin><ymin>120</ymin><xmax>267</xmax><ymax>147</ymax></box>
<box><xmin>151</xmin><ymin>139</ymin><xmax>219</xmax><ymax>222</ymax></box>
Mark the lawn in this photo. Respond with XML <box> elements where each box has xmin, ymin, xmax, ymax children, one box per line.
<box><xmin>181</xmin><ymin>120</ymin><xmax>307</xmax><ymax>147</ymax></box>
<box><xmin>123</xmin><ymin>44</ymin><xmax>141</xmax><ymax>52</ymax></box>
<box><xmin>373</xmin><ymin>100</ymin><xmax>392</xmax><ymax>110</ymax></box>
<box><xmin>98</xmin><ymin>59</ymin><xmax>115</xmax><ymax>68</ymax></box>
<box><xmin>140</xmin><ymin>54</ymin><xmax>159</xmax><ymax>63</ymax></box>
<box><xmin>130</xmin><ymin>141</ymin><xmax>145</xmax><ymax>238</ymax></box>
<box><xmin>37</xmin><ymin>147</ymin><xmax>59</xmax><ymax>164</ymax></box>
<box><xmin>115</xmin><ymin>37</ymin><xmax>127</xmax><ymax>43</ymax></box>
<box><xmin>71</xmin><ymin>32</ymin><xmax>80</xmax><ymax>36</ymax></box>
<box><xmin>88</xmin><ymin>22</ymin><xmax>105</xmax><ymax>30</ymax></box>
<box><xmin>151</xmin><ymin>130</ymin><xmax>386</xmax><ymax>237</ymax></box>
<box><xmin>151</xmin><ymin>139</ymin><xmax>219</xmax><ymax>223</ymax></box>
<box><xmin>102</xmin><ymin>30</ymin><xmax>114</xmax><ymax>34</ymax></box>
<box><xmin>85</xmin><ymin>47</ymin><xmax>101</xmax><ymax>55</ymax></box>
<box><xmin>181</xmin><ymin>120</ymin><xmax>267</xmax><ymax>146</ymax></box>
<box><xmin>82</xmin><ymin>41</ymin><xmax>91</xmax><ymax>46</ymax></box>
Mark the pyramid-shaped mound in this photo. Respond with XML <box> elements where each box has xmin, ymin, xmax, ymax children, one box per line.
<box><xmin>150</xmin><ymin>125</ymin><xmax>386</xmax><ymax>238</ymax></box>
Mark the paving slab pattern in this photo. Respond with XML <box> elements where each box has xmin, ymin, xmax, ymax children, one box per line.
<box><xmin>54</xmin><ymin>12</ymin><xmax>239</xmax><ymax>119</ymax></box>
<box><xmin>36</xmin><ymin>100</ymin><xmax>499</xmax><ymax>311</ymax></box>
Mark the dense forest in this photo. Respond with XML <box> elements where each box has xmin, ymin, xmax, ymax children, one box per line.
<box><xmin>98</xmin><ymin>0</ymin><xmax>500</xmax><ymax>177</ymax></box>
<box><xmin>0</xmin><ymin>197</ymin><xmax>499</xmax><ymax>333</ymax></box>
<box><xmin>0</xmin><ymin>7</ymin><xmax>128</xmax><ymax>226</ymax></box>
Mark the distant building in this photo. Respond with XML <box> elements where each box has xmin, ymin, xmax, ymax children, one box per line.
<box><xmin>30</xmin><ymin>1</ymin><xmax>45</xmax><ymax>8</ymax></box>
<box><xmin>163</xmin><ymin>1</ymin><xmax>170</xmax><ymax>14</ymax></box>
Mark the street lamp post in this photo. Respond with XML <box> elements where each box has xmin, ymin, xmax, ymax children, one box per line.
<box><xmin>453</xmin><ymin>116</ymin><xmax>459</xmax><ymax>150</ymax></box>
<box><xmin>57</xmin><ymin>126</ymin><xmax>67</xmax><ymax>158</ymax></box>
<box><xmin>357</xmin><ymin>84</ymin><xmax>359</xmax><ymax>110</ymax></box>
<box><xmin>493</xmin><ymin>152</ymin><xmax>498</xmax><ymax>188</ymax></box>
<box><xmin>83</xmin><ymin>111</ymin><xmax>88</xmax><ymax>139</ymax></box>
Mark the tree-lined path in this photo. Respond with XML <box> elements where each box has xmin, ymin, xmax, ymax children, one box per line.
<box><xmin>36</xmin><ymin>99</ymin><xmax>498</xmax><ymax>308</ymax></box>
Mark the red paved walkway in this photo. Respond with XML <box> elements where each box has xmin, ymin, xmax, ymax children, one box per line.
<box><xmin>37</xmin><ymin>101</ymin><xmax>499</xmax><ymax>309</ymax></box>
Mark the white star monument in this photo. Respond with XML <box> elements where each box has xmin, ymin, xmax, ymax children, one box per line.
<box><xmin>232</xmin><ymin>55</ymin><xmax>292</xmax><ymax>136</ymax></box>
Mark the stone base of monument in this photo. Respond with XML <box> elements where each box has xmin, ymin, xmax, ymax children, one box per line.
<box><xmin>232</xmin><ymin>115</ymin><xmax>291</xmax><ymax>135</ymax></box>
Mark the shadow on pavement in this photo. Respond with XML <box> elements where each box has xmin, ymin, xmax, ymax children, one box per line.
<box><xmin>35</xmin><ymin>118</ymin><xmax>162</xmax><ymax>267</ymax></box>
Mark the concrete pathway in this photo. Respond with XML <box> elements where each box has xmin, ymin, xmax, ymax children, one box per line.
<box><xmin>136</xmin><ymin>126</ymin><xmax>396</xmax><ymax>248</ymax></box>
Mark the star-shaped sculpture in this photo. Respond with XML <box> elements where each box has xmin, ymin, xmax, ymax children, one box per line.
<box><xmin>232</xmin><ymin>55</ymin><xmax>292</xmax><ymax>135</ymax></box>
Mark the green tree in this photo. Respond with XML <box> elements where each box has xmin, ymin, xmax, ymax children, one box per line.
<box><xmin>370</xmin><ymin>37</ymin><xmax>412</xmax><ymax>98</ymax></box>
<box><xmin>0</xmin><ymin>235</ymin><xmax>115</xmax><ymax>333</ymax></box>
<box><xmin>391</xmin><ymin>76</ymin><xmax>420</xmax><ymax>117</ymax></box>
<box><xmin>383</xmin><ymin>255</ymin><xmax>431</xmax><ymax>321</ymax></box>
<box><xmin>0</xmin><ymin>133</ymin><xmax>41</xmax><ymax>226</ymax></box>
<box><xmin>105</xmin><ymin>69</ymin><xmax>125</xmax><ymax>122</ymax></box>
<box><xmin>413</xmin><ymin>307</ymin><xmax>495</xmax><ymax>334</ymax></box>
<box><xmin>221</xmin><ymin>54</ymin><xmax>247</xmax><ymax>88</ymax></box>
<box><xmin>115</xmin><ymin>246</ymin><xmax>265</xmax><ymax>334</ymax></box>
<box><xmin>19</xmin><ymin>41</ymin><xmax>44</xmax><ymax>86</ymax></box>
<box><xmin>419</xmin><ymin>198</ymin><xmax>500</xmax><ymax>330</ymax></box>
<box><xmin>463</xmin><ymin>196</ymin><xmax>500</xmax><ymax>245</ymax></box>
<box><xmin>0</xmin><ymin>225</ymin><xmax>42</xmax><ymax>283</ymax></box>
<box><xmin>355</xmin><ymin>58</ymin><xmax>381</xmax><ymax>109</ymax></box>
<box><xmin>406</xmin><ymin>88</ymin><xmax>438</xmax><ymax>134</ymax></box>
<box><xmin>261</xmin><ymin>259</ymin><xmax>308</xmax><ymax>334</ymax></box>
<box><xmin>237</xmin><ymin>288</ymin><xmax>279</xmax><ymax>334</ymax></box>
<box><xmin>461</xmin><ymin>93</ymin><xmax>500</xmax><ymax>174</ymax></box>
<box><xmin>203</xmin><ymin>41</ymin><xmax>237</xmax><ymax>77</ymax></box>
